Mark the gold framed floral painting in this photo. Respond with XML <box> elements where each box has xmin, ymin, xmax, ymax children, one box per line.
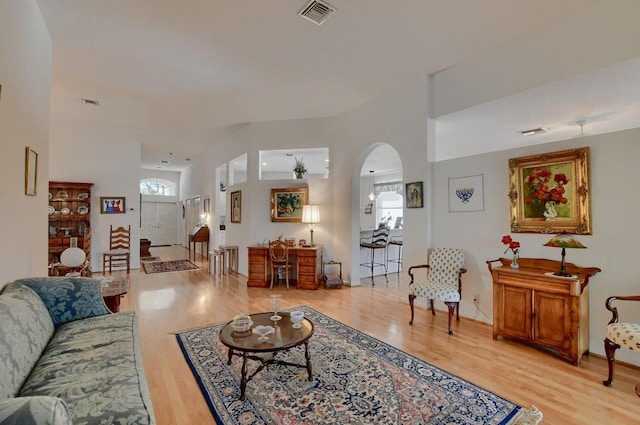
<box><xmin>508</xmin><ymin>147</ymin><xmax>591</xmax><ymax>234</ymax></box>
<box><xmin>271</xmin><ymin>188</ymin><xmax>308</xmax><ymax>222</ymax></box>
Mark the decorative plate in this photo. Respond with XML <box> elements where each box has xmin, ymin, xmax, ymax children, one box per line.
<box><xmin>78</xmin><ymin>193</ymin><xmax>89</xmax><ymax>200</ymax></box>
<box><xmin>60</xmin><ymin>207</ymin><xmax>71</xmax><ymax>215</ymax></box>
<box><xmin>56</xmin><ymin>190</ymin><xmax>68</xmax><ymax>200</ymax></box>
<box><xmin>48</xmin><ymin>206</ymin><xmax>55</xmax><ymax>215</ymax></box>
<box><xmin>77</xmin><ymin>206</ymin><xmax>89</xmax><ymax>215</ymax></box>
<box><xmin>48</xmin><ymin>192</ymin><xmax>52</xmax><ymax>200</ymax></box>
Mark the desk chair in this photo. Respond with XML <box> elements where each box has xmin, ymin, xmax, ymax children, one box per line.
<box><xmin>408</xmin><ymin>248</ymin><xmax>465</xmax><ymax>335</ymax></box>
<box><xmin>102</xmin><ymin>225</ymin><xmax>131</xmax><ymax>274</ymax></box>
<box><xmin>360</xmin><ymin>227</ymin><xmax>389</xmax><ymax>284</ymax></box>
<box><xmin>603</xmin><ymin>295</ymin><xmax>640</xmax><ymax>396</ymax></box>
<box><xmin>269</xmin><ymin>240</ymin><xmax>293</xmax><ymax>290</ymax></box>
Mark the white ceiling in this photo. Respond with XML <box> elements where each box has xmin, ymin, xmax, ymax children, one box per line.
<box><xmin>35</xmin><ymin>0</ymin><xmax>640</xmax><ymax>171</ymax></box>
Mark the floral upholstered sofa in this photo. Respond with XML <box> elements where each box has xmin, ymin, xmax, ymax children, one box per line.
<box><xmin>0</xmin><ymin>277</ymin><xmax>156</xmax><ymax>425</ymax></box>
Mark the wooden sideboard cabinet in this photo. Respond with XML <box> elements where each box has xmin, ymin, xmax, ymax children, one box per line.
<box><xmin>486</xmin><ymin>257</ymin><xmax>600</xmax><ymax>366</ymax></box>
<box><xmin>247</xmin><ymin>245</ymin><xmax>322</xmax><ymax>289</ymax></box>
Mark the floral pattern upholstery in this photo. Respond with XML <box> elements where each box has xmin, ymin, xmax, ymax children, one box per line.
<box><xmin>607</xmin><ymin>322</ymin><xmax>640</xmax><ymax>351</ymax></box>
<box><xmin>9</xmin><ymin>277</ymin><xmax>110</xmax><ymax>326</ymax></box>
<box><xmin>0</xmin><ymin>278</ymin><xmax>156</xmax><ymax>425</ymax></box>
<box><xmin>0</xmin><ymin>396</ymin><xmax>72</xmax><ymax>425</ymax></box>
<box><xmin>0</xmin><ymin>285</ymin><xmax>54</xmax><ymax>400</ymax></box>
<box><xmin>409</xmin><ymin>248</ymin><xmax>464</xmax><ymax>301</ymax></box>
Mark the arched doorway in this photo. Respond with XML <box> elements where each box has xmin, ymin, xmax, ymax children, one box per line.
<box><xmin>351</xmin><ymin>144</ymin><xmax>403</xmax><ymax>285</ymax></box>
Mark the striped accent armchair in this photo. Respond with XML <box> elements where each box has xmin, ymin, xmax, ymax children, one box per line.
<box><xmin>408</xmin><ymin>248</ymin><xmax>466</xmax><ymax>335</ymax></box>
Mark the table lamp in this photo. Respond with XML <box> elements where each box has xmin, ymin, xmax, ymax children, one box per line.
<box><xmin>544</xmin><ymin>232</ymin><xmax>586</xmax><ymax>276</ymax></box>
<box><xmin>302</xmin><ymin>205</ymin><xmax>320</xmax><ymax>246</ymax></box>
<box><xmin>60</xmin><ymin>237</ymin><xmax>86</xmax><ymax>276</ymax></box>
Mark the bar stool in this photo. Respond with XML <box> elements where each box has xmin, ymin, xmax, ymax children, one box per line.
<box><xmin>388</xmin><ymin>237</ymin><xmax>403</xmax><ymax>273</ymax></box>
<box><xmin>209</xmin><ymin>248</ymin><xmax>225</xmax><ymax>275</ymax></box>
<box><xmin>219</xmin><ymin>245</ymin><xmax>238</xmax><ymax>274</ymax></box>
<box><xmin>359</xmin><ymin>227</ymin><xmax>389</xmax><ymax>284</ymax></box>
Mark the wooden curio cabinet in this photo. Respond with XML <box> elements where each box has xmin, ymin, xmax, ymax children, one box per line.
<box><xmin>48</xmin><ymin>181</ymin><xmax>93</xmax><ymax>275</ymax></box>
<box><xmin>487</xmin><ymin>257</ymin><xmax>600</xmax><ymax>366</ymax></box>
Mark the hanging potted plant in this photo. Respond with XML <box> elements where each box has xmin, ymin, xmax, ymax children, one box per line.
<box><xmin>293</xmin><ymin>157</ymin><xmax>307</xmax><ymax>179</ymax></box>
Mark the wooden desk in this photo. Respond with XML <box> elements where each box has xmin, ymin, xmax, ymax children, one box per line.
<box><xmin>189</xmin><ymin>225</ymin><xmax>209</xmax><ymax>260</ymax></box>
<box><xmin>487</xmin><ymin>257</ymin><xmax>600</xmax><ymax>366</ymax></box>
<box><xmin>248</xmin><ymin>245</ymin><xmax>322</xmax><ymax>289</ymax></box>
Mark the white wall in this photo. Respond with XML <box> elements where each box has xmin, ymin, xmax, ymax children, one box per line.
<box><xmin>432</xmin><ymin>128</ymin><xmax>640</xmax><ymax>364</ymax></box>
<box><xmin>181</xmin><ymin>75</ymin><xmax>640</xmax><ymax>366</ymax></box>
<box><xmin>49</xmin><ymin>119</ymin><xmax>143</xmax><ymax>272</ymax></box>
<box><xmin>0</xmin><ymin>0</ymin><xmax>51</xmax><ymax>288</ymax></box>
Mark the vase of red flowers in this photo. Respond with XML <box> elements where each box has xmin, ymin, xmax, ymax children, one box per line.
<box><xmin>501</xmin><ymin>235</ymin><xmax>521</xmax><ymax>269</ymax></box>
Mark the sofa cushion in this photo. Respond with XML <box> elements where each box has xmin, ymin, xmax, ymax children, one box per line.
<box><xmin>0</xmin><ymin>396</ymin><xmax>72</xmax><ymax>425</ymax></box>
<box><xmin>10</xmin><ymin>277</ymin><xmax>110</xmax><ymax>326</ymax></box>
<box><xmin>0</xmin><ymin>286</ymin><xmax>55</xmax><ymax>400</ymax></box>
<box><xmin>18</xmin><ymin>311</ymin><xmax>155</xmax><ymax>425</ymax></box>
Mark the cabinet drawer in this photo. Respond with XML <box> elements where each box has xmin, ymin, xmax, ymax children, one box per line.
<box><xmin>249</xmin><ymin>263</ymin><xmax>266</xmax><ymax>273</ymax></box>
<box><xmin>297</xmin><ymin>250</ymin><xmax>317</xmax><ymax>257</ymax></box>
<box><xmin>298</xmin><ymin>274</ymin><xmax>316</xmax><ymax>283</ymax></box>
<box><xmin>299</xmin><ymin>265</ymin><xmax>315</xmax><ymax>274</ymax></box>
<box><xmin>298</xmin><ymin>257</ymin><xmax>316</xmax><ymax>265</ymax></box>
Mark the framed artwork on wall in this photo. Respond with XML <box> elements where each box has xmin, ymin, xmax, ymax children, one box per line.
<box><xmin>231</xmin><ymin>190</ymin><xmax>241</xmax><ymax>223</ymax></box>
<box><xmin>405</xmin><ymin>181</ymin><xmax>423</xmax><ymax>208</ymax></box>
<box><xmin>449</xmin><ymin>174</ymin><xmax>484</xmax><ymax>212</ymax></box>
<box><xmin>508</xmin><ymin>147</ymin><xmax>591</xmax><ymax>234</ymax></box>
<box><xmin>100</xmin><ymin>197</ymin><xmax>126</xmax><ymax>214</ymax></box>
<box><xmin>25</xmin><ymin>147</ymin><xmax>38</xmax><ymax>196</ymax></box>
<box><xmin>271</xmin><ymin>187</ymin><xmax>308</xmax><ymax>222</ymax></box>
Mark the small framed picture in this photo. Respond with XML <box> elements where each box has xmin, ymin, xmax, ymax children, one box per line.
<box><xmin>25</xmin><ymin>147</ymin><xmax>38</xmax><ymax>196</ymax></box>
<box><xmin>405</xmin><ymin>181</ymin><xmax>423</xmax><ymax>208</ymax></box>
<box><xmin>298</xmin><ymin>239</ymin><xmax>307</xmax><ymax>247</ymax></box>
<box><xmin>100</xmin><ymin>197</ymin><xmax>126</xmax><ymax>214</ymax></box>
<box><xmin>231</xmin><ymin>190</ymin><xmax>241</xmax><ymax>223</ymax></box>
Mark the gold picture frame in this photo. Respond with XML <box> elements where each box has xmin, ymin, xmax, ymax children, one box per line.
<box><xmin>231</xmin><ymin>190</ymin><xmax>241</xmax><ymax>223</ymax></box>
<box><xmin>271</xmin><ymin>188</ymin><xmax>308</xmax><ymax>222</ymax></box>
<box><xmin>509</xmin><ymin>147</ymin><xmax>591</xmax><ymax>234</ymax></box>
<box><xmin>25</xmin><ymin>147</ymin><xmax>38</xmax><ymax>196</ymax></box>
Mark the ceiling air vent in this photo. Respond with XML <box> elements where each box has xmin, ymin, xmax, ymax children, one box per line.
<box><xmin>298</xmin><ymin>0</ymin><xmax>335</xmax><ymax>25</ymax></box>
<box><xmin>520</xmin><ymin>127</ymin><xmax>548</xmax><ymax>136</ymax></box>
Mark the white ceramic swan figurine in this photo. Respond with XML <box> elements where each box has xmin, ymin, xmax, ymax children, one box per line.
<box><xmin>543</xmin><ymin>201</ymin><xmax>557</xmax><ymax>220</ymax></box>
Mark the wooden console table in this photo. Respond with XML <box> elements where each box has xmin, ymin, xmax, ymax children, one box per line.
<box><xmin>487</xmin><ymin>257</ymin><xmax>600</xmax><ymax>366</ymax></box>
<box><xmin>248</xmin><ymin>245</ymin><xmax>322</xmax><ymax>289</ymax></box>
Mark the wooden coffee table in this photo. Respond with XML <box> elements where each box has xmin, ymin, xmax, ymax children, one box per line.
<box><xmin>219</xmin><ymin>312</ymin><xmax>314</xmax><ymax>400</ymax></box>
<box><xmin>101</xmin><ymin>277</ymin><xmax>129</xmax><ymax>312</ymax></box>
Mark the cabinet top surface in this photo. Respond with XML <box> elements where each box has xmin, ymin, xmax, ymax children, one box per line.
<box><xmin>488</xmin><ymin>257</ymin><xmax>600</xmax><ymax>280</ymax></box>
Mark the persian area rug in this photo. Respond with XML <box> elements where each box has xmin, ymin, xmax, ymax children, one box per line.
<box><xmin>142</xmin><ymin>259</ymin><xmax>198</xmax><ymax>274</ymax></box>
<box><xmin>140</xmin><ymin>256</ymin><xmax>161</xmax><ymax>262</ymax></box>
<box><xmin>176</xmin><ymin>306</ymin><xmax>542</xmax><ymax>425</ymax></box>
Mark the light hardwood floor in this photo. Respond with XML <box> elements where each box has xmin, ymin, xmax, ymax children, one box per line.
<box><xmin>117</xmin><ymin>246</ymin><xmax>640</xmax><ymax>424</ymax></box>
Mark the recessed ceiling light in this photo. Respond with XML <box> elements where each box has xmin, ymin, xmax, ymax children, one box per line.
<box><xmin>520</xmin><ymin>127</ymin><xmax>548</xmax><ymax>136</ymax></box>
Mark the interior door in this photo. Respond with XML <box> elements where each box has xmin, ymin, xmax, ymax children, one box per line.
<box><xmin>141</xmin><ymin>201</ymin><xmax>177</xmax><ymax>246</ymax></box>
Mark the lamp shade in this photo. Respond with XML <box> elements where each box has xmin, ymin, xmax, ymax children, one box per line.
<box><xmin>302</xmin><ymin>205</ymin><xmax>320</xmax><ymax>224</ymax></box>
<box><xmin>544</xmin><ymin>233</ymin><xmax>586</xmax><ymax>249</ymax></box>
<box><xmin>60</xmin><ymin>237</ymin><xmax>86</xmax><ymax>267</ymax></box>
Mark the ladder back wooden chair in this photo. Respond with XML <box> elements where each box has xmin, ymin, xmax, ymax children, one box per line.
<box><xmin>102</xmin><ymin>225</ymin><xmax>131</xmax><ymax>274</ymax></box>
